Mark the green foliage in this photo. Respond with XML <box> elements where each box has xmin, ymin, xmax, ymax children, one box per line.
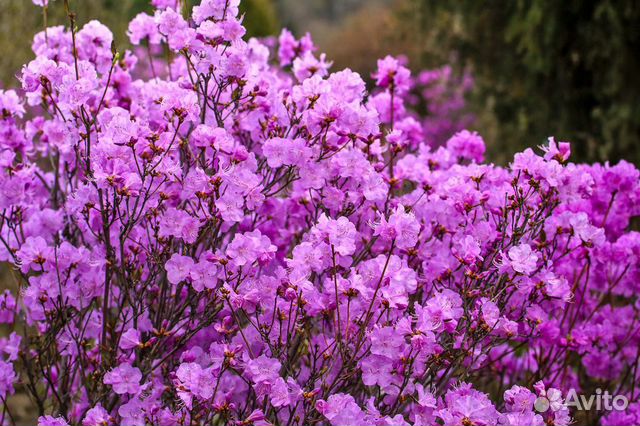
<box><xmin>0</xmin><ymin>0</ymin><xmax>277</xmax><ymax>88</ymax></box>
<box><xmin>0</xmin><ymin>0</ymin><xmax>150</xmax><ymax>87</ymax></box>
<box><xmin>240</xmin><ymin>0</ymin><xmax>279</xmax><ymax>37</ymax></box>
<box><xmin>410</xmin><ymin>0</ymin><xmax>640</xmax><ymax>164</ymax></box>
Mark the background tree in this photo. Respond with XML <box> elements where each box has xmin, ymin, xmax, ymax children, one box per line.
<box><xmin>408</xmin><ymin>0</ymin><xmax>640</xmax><ymax>164</ymax></box>
<box><xmin>0</xmin><ymin>0</ymin><xmax>279</xmax><ymax>85</ymax></box>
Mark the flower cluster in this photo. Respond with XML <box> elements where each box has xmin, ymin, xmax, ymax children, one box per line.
<box><xmin>0</xmin><ymin>1</ymin><xmax>639</xmax><ymax>425</ymax></box>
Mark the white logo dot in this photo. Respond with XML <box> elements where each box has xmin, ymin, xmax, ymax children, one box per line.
<box><xmin>534</xmin><ymin>396</ymin><xmax>550</xmax><ymax>413</ymax></box>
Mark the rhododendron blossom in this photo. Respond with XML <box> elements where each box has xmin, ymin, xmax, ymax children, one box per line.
<box><xmin>1</xmin><ymin>1</ymin><xmax>639</xmax><ymax>426</ymax></box>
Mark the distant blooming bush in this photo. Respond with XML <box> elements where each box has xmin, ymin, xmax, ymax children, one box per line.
<box><xmin>408</xmin><ymin>64</ymin><xmax>475</xmax><ymax>147</ymax></box>
<box><xmin>1</xmin><ymin>1</ymin><xmax>639</xmax><ymax>425</ymax></box>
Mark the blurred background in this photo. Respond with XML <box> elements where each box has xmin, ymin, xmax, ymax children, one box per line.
<box><xmin>1</xmin><ymin>0</ymin><xmax>639</xmax><ymax>165</ymax></box>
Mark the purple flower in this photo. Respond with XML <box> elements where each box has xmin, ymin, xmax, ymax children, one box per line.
<box><xmin>269</xmin><ymin>377</ymin><xmax>291</xmax><ymax>407</ymax></box>
<box><xmin>245</xmin><ymin>355</ymin><xmax>281</xmax><ymax>385</ymax></box>
<box><xmin>0</xmin><ymin>360</ymin><xmax>16</xmax><ymax>398</ymax></box>
<box><xmin>361</xmin><ymin>355</ymin><xmax>395</xmax><ymax>388</ymax></box>
<box><xmin>373</xmin><ymin>55</ymin><xmax>412</xmax><ymax>95</ymax></box>
<box><xmin>507</xmin><ymin>244</ymin><xmax>539</xmax><ymax>275</ymax></box>
<box><xmin>436</xmin><ymin>384</ymin><xmax>499</xmax><ymax>426</ymax></box>
<box><xmin>165</xmin><ymin>254</ymin><xmax>195</xmax><ymax>285</ymax></box>
<box><xmin>315</xmin><ymin>214</ymin><xmax>357</xmax><ymax>257</ymax></box>
<box><xmin>128</xmin><ymin>13</ymin><xmax>162</xmax><ymax>45</ymax></box>
<box><xmin>37</xmin><ymin>416</ymin><xmax>69</xmax><ymax>426</ymax></box>
<box><xmin>263</xmin><ymin>137</ymin><xmax>312</xmax><ymax>168</ymax></box>
<box><xmin>0</xmin><ymin>90</ymin><xmax>25</xmax><ymax>117</ymax></box>
<box><xmin>372</xmin><ymin>205</ymin><xmax>420</xmax><ymax>250</ymax></box>
<box><xmin>1</xmin><ymin>332</ymin><xmax>21</xmax><ymax>361</ymax></box>
<box><xmin>504</xmin><ymin>385</ymin><xmax>536</xmax><ymax>413</ymax></box>
<box><xmin>175</xmin><ymin>362</ymin><xmax>215</xmax><ymax>405</ymax></box>
<box><xmin>193</xmin><ymin>0</ymin><xmax>240</xmax><ymax>24</ymax></box>
<box><xmin>0</xmin><ymin>290</ymin><xmax>16</xmax><ymax>323</ymax></box>
<box><xmin>159</xmin><ymin>208</ymin><xmax>201</xmax><ymax>244</ymax></box>
<box><xmin>446</xmin><ymin>130</ymin><xmax>486</xmax><ymax>163</ymax></box>
<box><xmin>227</xmin><ymin>230</ymin><xmax>276</xmax><ymax>267</ymax></box>
<box><xmin>119</xmin><ymin>328</ymin><xmax>142</xmax><ymax>351</ymax></box>
<box><xmin>103</xmin><ymin>363</ymin><xmax>142</xmax><ymax>395</ymax></box>
<box><xmin>16</xmin><ymin>236</ymin><xmax>51</xmax><ymax>273</ymax></box>
<box><xmin>316</xmin><ymin>394</ymin><xmax>367</xmax><ymax>426</ymax></box>
<box><xmin>82</xmin><ymin>404</ymin><xmax>111</xmax><ymax>426</ymax></box>
<box><xmin>369</xmin><ymin>326</ymin><xmax>405</xmax><ymax>358</ymax></box>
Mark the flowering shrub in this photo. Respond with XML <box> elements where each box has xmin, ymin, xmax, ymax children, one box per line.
<box><xmin>0</xmin><ymin>1</ymin><xmax>639</xmax><ymax>425</ymax></box>
<box><xmin>408</xmin><ymin>64</ymin><xmax>475</xmax><ymax>146</ymax></box>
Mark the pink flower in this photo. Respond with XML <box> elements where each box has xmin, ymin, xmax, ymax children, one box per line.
<box><xmin>316</xmin><ymin>394</ymin><xmax>367</xmax><ymax>426</ymax></box>
<box><xmin>175</xmin><ymin>362</ymin><xmax>215</xmax><ymax>403</ymax></box>
<box><xmin>446</xmin><ymin>130</ymin><xmax>486</xmax><ymax>162</ymax></box>
<box><xmin>193</xmin><ymin>0</ymin><xmax>240</xmax><ymax>24</ymax></box>
<box><xmin>504</xmin><ymin>385</ymin><xmax>536</xmax><ymax>413</ymax></box>
<box><xmin>227</xmin><ymin>230</ymin><xmax>276</xmax><ymax>267</ymax></box>
<box><xmin>165</xmin><ymin>254</ymin><xmax>195</xmax><ymax>285</ymax></box>
<box><xmin>262</xmin><ymin>137</ymin><xmax>313</xmax><ymax>168</ymax></box>
<box><xmin>37</xmin><ymin>416</ymin><xmax>69</xmax><ymax>426</ymax></box>
<box><xmin>541</xmin><ymin>137</ymin><xmax>571</xmax><ymax>163</ymax></box>
<box><xmin>189</xmin><ymin>259</ymin><xmax>219</xmax><ymax>291</ymax></box>
<box><xmin>159</xmin><ymin>208</ymin><xmax>201</xmax><ymax>244</ymax></box>
<box><xmin>128</xmin><ymin>13</ymin><xmax>162</xmax><ymax>45</ymax></box>
<box><xmin>0</xmin><ymin>291</ymin><xmax>16</xmax><ymax>324</ymax></box>
<box><xmin>278</xmin><ymin>29</ymin><xmax>297</xmax><ymax>66</ymax></box>
<box><xmin>386</xmin><ymin>414</ymin><xmax>410</xmax><ymax>425</ymax></box>
<box><xmin>436</xmin><ymin>384</ymin><xmax>499</xmax><ymax>426</ymax></box>
<box><xmin>278</xmin><ymin>30</ymin><xmax>315</xmax><ymax>66</ymax></box>
<box><xmin>369</xmin><ymin>326</ymin><xmax>405</xmax><ymax>358</ymax></box>
<box><xmin>245</xmin><ymin>355</ymin><xmax>281</xmax><ymax>385</ymax></box>
<box><xmin>82</xmin><ymin>404</ymin><xmax>110</xmax><ymax>426</ymax></box>
<box><xmin>422</xmin><ymin>289</ymin><xmax>464</xmax><ymax>332</ymax></box>
<box><xmin>315</xmin><ymin>215</ymin><xmax>357</xmax><ymax>256</ymax></box>
<box><xmin>103</xmin><ymin>363</ymin><xmax>142</xmax><ymax>395</ymax></box>
<box><xmin>292</xmin><ymin>52</ymin><xmax>332</xmax><ymax>81</ymax></box>
<box><xmin>453</xmin><ymin>235</ymin><xmax>483</xmax><ymax>264</ymax></box>
<box><xmin>1</xmin><ymin>332</ymin><xmax>21</xmax><ymax>361</ymax></box>
<box><xmin>1</xmin><ymin>0</ymin><xmax>639</xmax><ymax>423</ymax></box>
<box><xmin>270</xmin><ymin>377</ymin><xmax>290</xmax><ymax>407</ymax></box>
<box><xmin>372</xmin><ymin>205</ymin><xmax>420</xmax><ymax>250</ymax></box>
<box><xmin>361</xmin><ymin>355</ymin><xmax>395</xmax><ymax>387</ymax></box>
<box><xmin>480</xmin><ymin>298</ymin><xmax>500</xmax><ymax>328</ymax></box>
<box><xmin>119</xmin><ymin>328</ymin><xmax>142</xmax><ymax>350</ymax></box>
<box><xmin>373</xmin><ymin>55</ymin><xmax>411</xmax><ymax>94</ymax></box>
<box><xmin>151</xmin><ymin>0</ymin><xmax>178</xmax><ymax>9</ymax></box>
<box><xmin>16</xmin><ymin>236</ymin><xmax>51</xmax><ymax>273</ymax></box>
<box><xmin>0</xmin><ymin>360</ymin><xmax>16</xmax><ymax>398</ymax></box>
<box><xmin>389</xmin><ymin>207</ymin><xmax>420</xmax><ymax>250</ymax></box>
<box><xmin>507</xmin><ymin>244</ymin><xmax>539</xmax><ymax>275</ymax></box>
<box><xmin>241</xmin><ymin>410</ymin><xmax>270</xmax><ymax>426</ymax></box>
<box><xmin>0</xmin><ymin>90</ymin><xmax>25</xmax><ymax>117</ymax></box>
<box><xmin>117</xmin><ymin>398</ymin><xmax>146</xmax><ymax>425</ymax></box>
